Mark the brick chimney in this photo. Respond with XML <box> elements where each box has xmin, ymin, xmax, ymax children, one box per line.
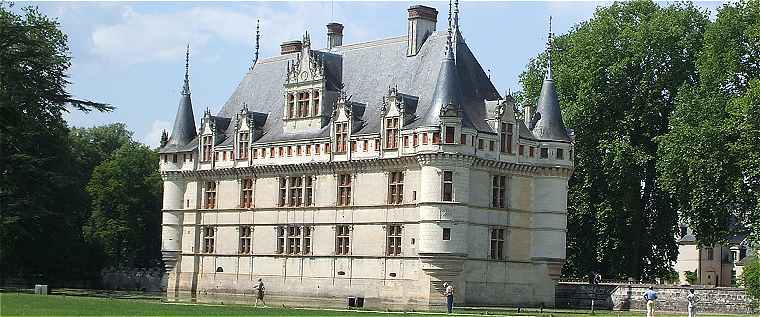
<box><xmin>407</xmin><ymin>5</ymin><xmax>437</xmax><ymax>56</ymax></box>
<box><xmin>280</xmin><ymin>40</ymin><xmax>303</xmax><ymax>55</ymax></box>
<box><xmin>327</xmin><ymin>22</ymin><xmax>344</xmax><ymax>49</ymax></box>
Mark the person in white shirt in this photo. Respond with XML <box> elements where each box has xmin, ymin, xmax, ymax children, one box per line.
<box><xmin>643</xmin><ymin>286</ymin><xmax>658</xmax><ymax>317</ymax></box>
<box><xmin>687</xmin><ymin>289</ymin><xmax>698</xmax><ymax>317</ymax></box>
<box><xmin>443</xmin><ymin>282</ymin><xmax>454</xmax><ymax>313</ymax></box>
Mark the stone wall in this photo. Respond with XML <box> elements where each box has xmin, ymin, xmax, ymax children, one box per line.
<box><xmin>557</xmin><ymin>282</ymin><xmax>756</xmax><ymax>314</ymax></box>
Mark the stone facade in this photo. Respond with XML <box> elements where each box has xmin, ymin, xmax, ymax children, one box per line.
<box><xmin>158</xmin><ymin>2</ymin><xmax>574</xmax><ymax>309</ymax></box>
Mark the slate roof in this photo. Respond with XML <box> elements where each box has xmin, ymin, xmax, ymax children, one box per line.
<box><xmin>216</xmin><ymin>32</ymin><xmax>500</xmax><ymax>145</ymax></box>
<box><xmin>160</xmin><ymin>26</ymin><xmax>569</xmax><ymax>152</ymax></box>
<box><xmin>530</xmin><ymin>64</ymin><xmax>572</xmax><ymax>143</ymax></box>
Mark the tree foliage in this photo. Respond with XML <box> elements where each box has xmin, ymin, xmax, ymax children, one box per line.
<box><xmin>519</xmin><ymin>0</ymin><xmax>709</xmax><ymax>280</ymax></box>
<box><xmin>0</xmin><ymin>4</ymin><xmax>160</xmax><ymax>281</ymax></box>
<box><xmin>743</xmin><ymin>256</ymin><xmax>760</xmax><ymax>302</ymax></box>
<box><xmin>657</xmin><ymin>0</ymin><xmax>760</xmax><ymax>246</ymax></box>
<box><xmin>85</xmin><ymin>142</ymin><xmax>162</xmax><ymax>269</ymax></box>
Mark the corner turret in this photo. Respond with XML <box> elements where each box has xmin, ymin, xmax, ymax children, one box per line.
<box><xmin>530</xmin><ymin>17</ymin><xmax>571</xmax><ymax>143</ymax></box>
<box><xmin>166</xmin><ymin>45</ymin><xmax>198</xmax><ymax>148</ymax></box>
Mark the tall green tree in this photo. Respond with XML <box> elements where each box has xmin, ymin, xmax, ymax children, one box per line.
<box><xmin>0</xmin><ymin>4</ymin><xmax>111</xmax><ymax>279</ymax></box>
<box><xmin>658</xmin><ymin>0</ymin><xmax>760</xmax><ymax>247</ymax></box>
<box><xmin>519</xmin><ymin>0</ymin><xmax>709</xmax><ymax>280</ymax></box>
<box><xmin>85</xmin><ymin>142</ymin><xmax>162</xmax><ymax>269</ymax></box>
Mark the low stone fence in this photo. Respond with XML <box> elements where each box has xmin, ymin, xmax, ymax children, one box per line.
<box><xmin>557</xmin><ymin>282</ymin><xmax>756</xmax><ymax>314</ymax></box>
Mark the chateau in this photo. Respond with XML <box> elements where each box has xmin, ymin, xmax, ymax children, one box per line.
<box><xmin>159</xmin><ymin>3</ymin><xmax>574</xmax><ymax>308</ymax></box>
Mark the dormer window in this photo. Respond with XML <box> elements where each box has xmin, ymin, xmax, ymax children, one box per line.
<box><xmin>297</xmin><ymin>91</ymin><xmax>309</xmax><ymax>117</ymax></box>
<box><xmin>202</xmin><ymin>135</ymin><xmax>213</xmax><ymax>162</ymax></box>
<box><xmin>287</xmin><ymin>94</ymin><xmax>295</xmax><ymax>118</ymax></box>
<box><xmin>335</xmin><ymin>122</ymin><xmax>348</xmax><ymax>153</ymax></box>
<box><xmin>385</xmin><ymin>117</ymin><xmax>399</xmax><ymax>149</ymax></box>
<box><xmin>500</xmin><ymin>123</ymin><xmax>513</xmax><ymax>154</ymax></box>
<box><xmin>312</xmin><ymin>91</ymin><xmax>320</xmax><ymax>115</ymax></box>
<box><xmin>238</xmin><ymin>132</ymin><xmax>249</xmax><ymax>160</ymax></box>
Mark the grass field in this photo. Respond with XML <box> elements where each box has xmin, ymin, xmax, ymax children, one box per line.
<box><xmin>0</xmin><ymin>293</ymin><xmax>751</xmax><ymax>317</ymax></box>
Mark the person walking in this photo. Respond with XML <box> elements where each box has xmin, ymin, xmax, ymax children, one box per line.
<box><xmin>687</xmin><ymin>289</ymin><xmax>698</xmax><ymax>317</ymax></box>
<box><xmin>643</xmin><ymin>286</ymin><xmax>658</xmax><ymax>317</ymax></box>
<box><xmin>253</xmin><ymin>278</ymin><xmax>266</xmax><ymax>307</ymax></box>
<box><xmin>443</xmin><ymin>282</ymin><xmax>454</xmax><ymax>314</ymax></box>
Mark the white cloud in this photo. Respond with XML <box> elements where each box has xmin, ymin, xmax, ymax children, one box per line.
<box><xmin>89</xmin><ymin>3</ymin><xmax>367</xmax><ymax>66</ymax></box>
<box><xmin>142</xmin><ymin>119</ymin><xmax>171</xmax><ymax>148</ymax></box>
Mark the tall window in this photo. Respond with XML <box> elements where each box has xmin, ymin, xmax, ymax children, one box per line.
<box><xmin>478</xmin><ymin>139</ymin><xmax>484</xmax><ymax>150</ymax></box>
<box><xmin>239</xmin><ymin>226</ymin><xmax>252</xmax><ymax>254</ymax></box>
<box><xmin>490</xmin><ymin>228</ymin><xmax>505</xmax><ymax>260</ymax></box>
<box><xmin>203</xmin><ymin>135</ymin><xmax>213</xmax><ymax>161</ymax></box>
<box><xmin>203</xmin><ymin>226</ymin><xmax>215</xmax><ymax>253</ymax></box>
<box><xmin>489</xmin><ymin>140</ymin><xmax>495</xmax><ymax>151</ymax></box>
<box><xmin>422</xmin><ymin>133</ymin><xmax>428</xmax><ymax>144</ymax></box>
<box><xmin>278</xmin><ymin>177</ymin><xmax>287</xmax><ymax>207</ymax></box>
<box><xmin>556</xmin><ymin>148</ymin><xmax>564</xmax><ymax>160</ymax></box>
<box><xmin>500</xmin><ymin>123</ymin><xmax>513</xmax><ymax>154</ymax></box>
<box><xmin>529</xmin><ymin>147</ymin><xmax>535</xmax><ymax>158</ymax></box>
<box><xmin>519</xmin><ymin>145</ymin><xmax>525</xmax><ymax>156</ymax></box>
<box><xmin>363</xmin><ymin>140</ymin><xmax>369</xmax><ymax>152</ymax></box>
<box><xmin>445</xmin><ymin>126</ymin><xmax>455</xmax><ymax>144</ymax></box>
<box><xmin>388</xmin><ymin>171</ymin><xmax>404</xmax><ymax>204</ymax></box>
<box><xmin>413</xmin><ymin>134</ymin><xmax>418</xmax><ymax>146</ymax></box>
<box><xmin>492</xmin><ymin>175</ymin><xmax>507</xmax><ymax>208</ymax></box>
<box><xmin>276</xmin><ymin>226</ymin><xmax>285</xmax><ymax>254</ymax></box>
<box><xmin>442</xmin><ymin>171</ymin><xmax>454</xmax><ymax>202</ymax></box>
<box><xmin>385</xmin><ymin>117</ymin><xmax>399</xmax><ymax>149</ymax></box>
<box><xmin>298</xmin><ymin>91</ymin><xmax>310</xmax><ymax>118</ymax></box>
<box><xmin>386</xmin><ymin>225</ymin><xmax>402</xmax><ymax>256</ymax></box>
<box><xmin>335</xmin><ymin>225</ymin><xmax>350</xmax><ymax>255</ymax></box>
<box><xmin>335</xmin><ymin>122</ymin><xmax>348</xmax><ymax>153</ymax></box>
<box><xmin>403</xmin><ymin>136</ymin><xmax>409</xmax><ymax>147</ymax></box>
<box><xmin>540</xmin><ymin>148</ymin><xmax>549</xmax><ymax>159</ymax></box>
<box><xmin>303</xmin><ymin>226</ymin><xmax>312</xmax><ymax>254</ymax></box>
<box><xmin>241</xmin><ymin>178</ymin><xmax>253</xmax><ymax>208</ymax></box>
<box><xmin>460</xmin><ymin>133</ymin><xmax>467</xmax><ymax>145</ymax></box>
<box><xmin>305</xmin><ymin>176</ymin><xmax>314</xmax><ymax>206</ymax></box>
<box><xmin>312</xmin><ymin>90</ymin><xmax>320</xmax><ymax>116</ymax></box>
<box><xmin>337</xmin><ymin>174</ymin><xmax>352</xmax><ymax>206</ymax></box>
<box><xmin>238</xmin><ymin>132</ymin><xmax>249</xmax><ymax>159</ymax></box>
<box><xmin>287</xmin><ymin>93</ymin><xmax>295</xmax><ymax>118</ymax></box>
<box><xmin>289</xmin><ymin>176</ymin><xmax>303</xmax><ymax>207</ymax></box>
<box><xmin>205</xmin><ymin>181</ymin><xmax>217</xmax><ymax>209</ymax></box>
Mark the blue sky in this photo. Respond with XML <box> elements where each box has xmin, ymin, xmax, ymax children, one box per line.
<box><xmin>19</xmin><ymin>1</ymin><xmax>726</xmax><ymax>147</ymax></box>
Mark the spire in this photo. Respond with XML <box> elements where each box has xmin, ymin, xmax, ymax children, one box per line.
<box><xmin>182</xmin><ymin>44</ymin><xmax>190</xmax><ymax>95</ymax></box>
<box><xmin>531</xmin><ymin>16</ymin><xmax>571</xmax><ymax>142</ymax></box>
<box><xmin>546</xmin><ymin>16</ymin><xmax>554</xmax><ymax>81</ymax></box>
<box><xmin>251</xmin><ymin>19</ymin><xmax>260</xmax><ymax>70</ymax></box>
<box><xmin>166</xmin><ymin>44</ymin><xmax>198</xmax><ymax>148</ymax></box>
<box><xmin>425</xmin><ymin>27</ymin><xmax>463</xmax><ymax>126</ymax></box>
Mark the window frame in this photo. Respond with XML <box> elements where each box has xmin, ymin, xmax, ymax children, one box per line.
<box><xmin>388</xmin><ymin>171</ymin><xmax>404</xmax><ymax>205</ymax></box>
<box><xmin>241</xmin><ymin>178</ymin><xmax>254</xmax><ymax>208</ymax></box>
<box><xmin>239</xmin><ymin>225</ymin><xmax>252</xmax><ymax>254</ymax></box>
<box><xmin>491</xmin><ymin>175</ymin><xmax>507</xmax><ymax>209</ymax></box>
<box><xmin>203</xmin><ymin>226</ymin><xmax>215</xmax><ymax>253</ymax></box>
<box><xmin>386</xmin><ymin>224</ymin><xmax>403</xmax><ymax>256</ymax></box>
<box><xmin>385</xmin><ymin>117</ymin><xmax>399</xmax><ymax>149</ymax></box>
<box><xmin>442</xmin><ymin>171</ymin><xmax>454</xmax><ymax>202</ymax></box>
<box><xmin>335</xmin><ymin>225</ymin><xmax>351</xmax><ymax>256</ymax></box>
<box><xmin>204</xmin><ymin>181</ymin><xmax>217</xmax><ymax>209</ymax></box>
<box><xmin>337</xmin><ymin>174</ymin><xmax>352</xmax><ymax>206</ymax></box>
<box><xmin>489</xmin><ymin>227</ymin><xmax>505</xmax><ymax>260</ymax></box>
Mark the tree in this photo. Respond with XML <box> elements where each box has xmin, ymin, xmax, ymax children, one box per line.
<box><xmin>519</xmin><ymin>0</ymin><xmax>709</xmax><ymax>280</ymax></box>
<box><xmin>0</xmin><ymin>4</ymin><xmax>111</xmax><ymax>279</ymax></box>
<box><xmin>84</xmin><ymin>142</ymin><xmax>162</xmax><ymax>269</ymax></box>
<box><xmin>742</xmin><ymin>256</ymin><xmax>760</xmax><ymax>304</ymax></box>
<box><xmin>657</xmin><ymin>0</ymin><xmax>760</xmax><ymax>246</ymax></box>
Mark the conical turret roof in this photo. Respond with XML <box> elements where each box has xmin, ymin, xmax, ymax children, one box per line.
<box><xmin>167</xmin><ymin>45</ymin><xmax>197</xmax><ymax>147</ymax></box>
<box><xmin>531</xmin><ymin>20</ymin><xmax>570</xmax><ymax>142</ymax></box>
<box><xmin>425</xmin><ymin>16</ymin><xmax>463</xmax><ymax>126</ymax></box>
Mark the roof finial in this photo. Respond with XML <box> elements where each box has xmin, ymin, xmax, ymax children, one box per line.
<box><xmin>182</xmin><ymin>44</ymin><xmax>190</xmax><ymax>95</ymax></box>
<box><xmin>546</xmin><ymin>16</ymin><xmax>554</xmax><ymax>81</ymax></box>
<box><xmin>251</xmin><ymin>19</ymin><xmax>260</xmax><ymax>70</ymax></box>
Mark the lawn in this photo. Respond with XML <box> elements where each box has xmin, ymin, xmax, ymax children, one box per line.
<box><xmin>0</xmin><ymin>293</ymin><xmax>750</xmax><ymax>317</ymax></box>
